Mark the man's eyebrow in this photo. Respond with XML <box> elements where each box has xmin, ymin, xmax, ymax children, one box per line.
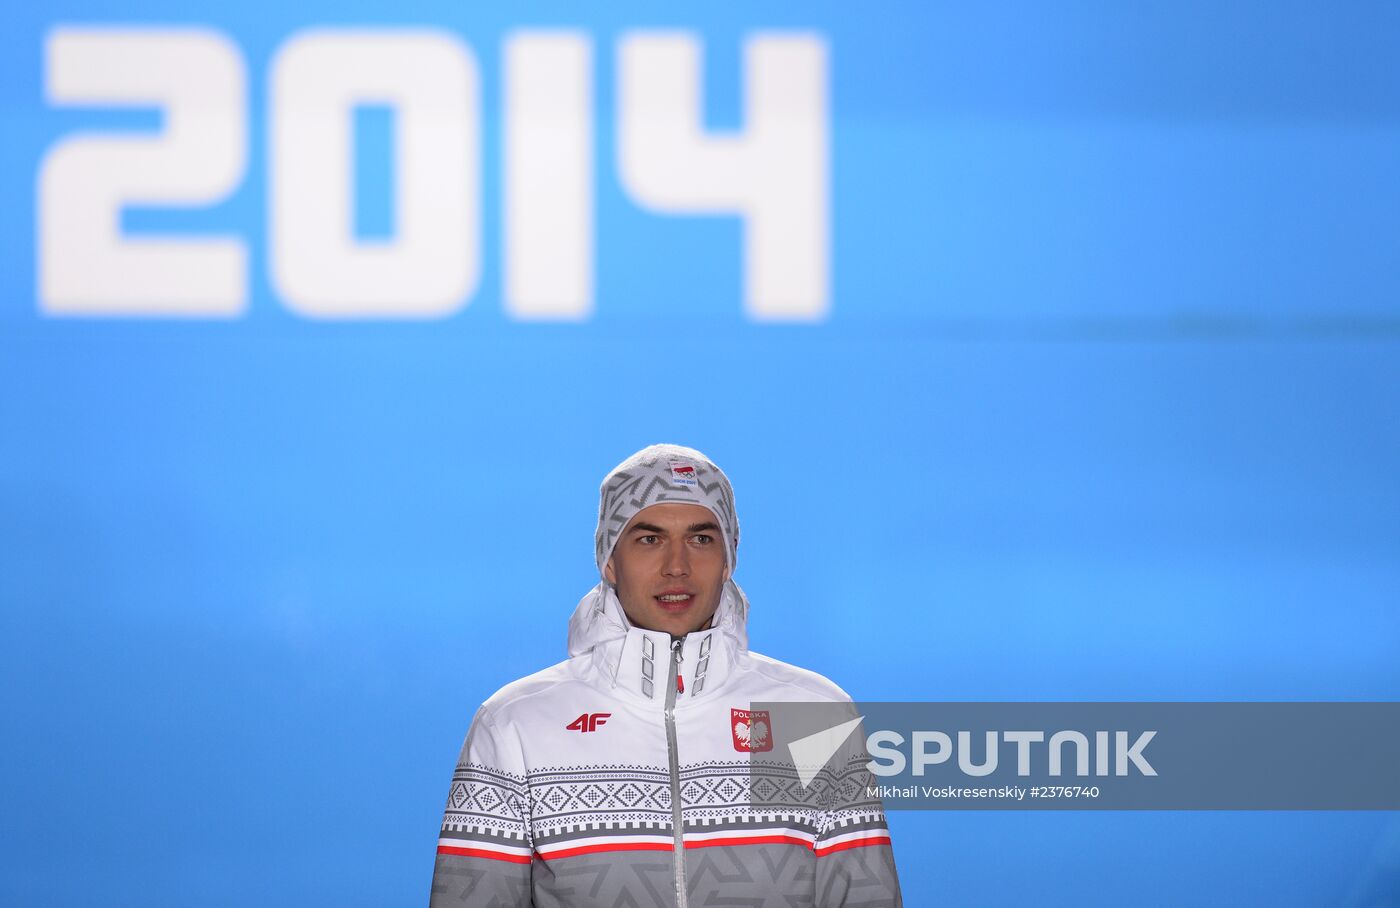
<box><xmin>627</xmin><ymin>521</ymin><xmax>720</xmax><ymax>534</ymax></box>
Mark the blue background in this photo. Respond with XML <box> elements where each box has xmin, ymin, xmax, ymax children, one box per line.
<box><xmin>3</xmin><ymin>2</ymin><xmax>1399</xmax><ymax>905</ymax></box>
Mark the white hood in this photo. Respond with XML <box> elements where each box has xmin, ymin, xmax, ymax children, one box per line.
<box><xmin>565</xmin><ymin>578</ymin><xmax>751</xmax><ymax>660</ymax></box>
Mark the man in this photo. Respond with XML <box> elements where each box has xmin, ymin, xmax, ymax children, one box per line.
<box><xmin>430</xmin><ymin>444</ymin><xmax>902</xmax><ymax>906</ymax></box>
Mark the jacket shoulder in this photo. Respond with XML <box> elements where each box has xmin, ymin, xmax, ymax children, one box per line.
<box><xmin>742</xmin><ymin>650</ymin><xmax>855</xmax><ymax>703</ymax></box>
<box><xmin>477</xmin><ymin>656</ymin><xmax>586</xmax><ymax>720</ymax></box>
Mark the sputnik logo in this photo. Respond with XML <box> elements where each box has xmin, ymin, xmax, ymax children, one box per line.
<box><xmin>787</xmin><ymin>716</ymin><xmax>864</xmax><ymax>788</ymax></box>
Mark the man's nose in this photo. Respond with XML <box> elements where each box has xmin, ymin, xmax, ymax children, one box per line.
<box><xmin>662</xmin><ymin>542</ymin><xmax>689</xmax><ymax>576</ymax></box>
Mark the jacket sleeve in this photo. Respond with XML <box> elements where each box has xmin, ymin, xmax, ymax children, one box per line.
<box><xmin>813</xmin><ymin>727</ymin><xmax>903</xmax><ymax>907</ymax></box>
<box><xmin>428</xmin><ymin>707</ymin><xmax>533</xmax><ymax>907</ymax></box>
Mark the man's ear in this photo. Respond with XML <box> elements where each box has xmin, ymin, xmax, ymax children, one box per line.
<box><xmin>603</xmin><ymin>558</ymin><xmax>616</xmax><ymax>585</ymax></box>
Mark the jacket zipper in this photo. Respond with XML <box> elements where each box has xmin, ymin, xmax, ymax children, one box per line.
<box><xmin>665</xmin><ymin>637</ymin><xmax>688</xmax><ymax>908</ymax></box>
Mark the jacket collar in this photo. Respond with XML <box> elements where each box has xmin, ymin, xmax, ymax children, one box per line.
<box><xmin>566</xmin><ymin>580</ymin><xmax>749</xmax><ymax>707</ymax></box>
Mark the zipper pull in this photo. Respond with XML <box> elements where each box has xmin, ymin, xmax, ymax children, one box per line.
<box><xmin>672</xmin><ymin>638</ymin><xmax>685</xmax><ymax>693</ymax></box>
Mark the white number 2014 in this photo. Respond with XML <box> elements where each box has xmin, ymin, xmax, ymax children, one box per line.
<box><xmin>39</xmin><ymin>27</ymin><xmax>828</xmax><ymax>321</ymax></box>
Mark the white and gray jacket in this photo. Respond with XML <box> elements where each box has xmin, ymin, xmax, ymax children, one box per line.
<box><xmin>429</xmin><ymin>580</ymin><xmax>903</xmax><ymax>907</ymax></box>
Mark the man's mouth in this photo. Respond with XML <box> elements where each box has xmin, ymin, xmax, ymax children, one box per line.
<box><xmin>655</xmin><ymin>592</ymin><xmax>694</xmax><ymax>610</ymax></box>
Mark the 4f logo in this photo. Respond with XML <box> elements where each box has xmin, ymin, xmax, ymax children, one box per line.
<box><xmin>567</xmin><ymin>712</ymin><xmax>611</xmax><ymax>733</ymax></box>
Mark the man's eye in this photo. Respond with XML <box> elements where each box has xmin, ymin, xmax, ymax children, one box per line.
<box><xmin>639</xmin><ymin>535</ymin><xmax>659</xmax><ymax>544</ymax></box>
<box><xmin>692</xmin><ymin>534</ymin><xmax>713</xmax><ymax>544</ymax></box>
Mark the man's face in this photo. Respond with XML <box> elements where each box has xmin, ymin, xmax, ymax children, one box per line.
<box><xmin>604</xmin><ymin>502</ymin><xmax>729</xmax><ymax>638</ymax></box>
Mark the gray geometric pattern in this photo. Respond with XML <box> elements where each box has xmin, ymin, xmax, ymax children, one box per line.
<box><xmin>594</xmin><ymin>444</ymin><xmax>741</xmax><ymax>573</ymax></box>
<box><xmin>688</xmin><ymin>844</ymin><xmax>818</xmax><ymax>905</ymax></box>
<box><xmin>693</xmin><ymin>635</ymin><xmax>713</xmax><ymax>693</ymax></box>
<box><xmin>747</xmin><ymin>754</ymin><xmax>889</xmax><ymax>841</ymax></box>
<box><xmin>435</xmin><ymin>759</ymin><xmax>893</xmax><ymax>904</ymax></box>
<box><xmin>435</xmin><ymin>754</ymin><xmax>900</xmax><ymax>906</ymax></box>
<box><xmin>528</xmin><ymin>764</ymin><xmax>673</xmax><ymax>833</ymax></box>
<box><xmin>441</xmin><ymin>758</ymin><xmax>888</xmax><ymax>846</ymax></box>
<box><xmin>430</xmin><ymin>842</ymin><xmax>902</xmax><ymax>907</ymax></box>
<box><xmin>429</xmin><ymin>853</ymin><xmax>530</xmax><ymax>907</ymax></box>
<box><xmin>641</xmin><ymin>635</ymin><xmax>656</xmax><ymax>698</ymax></box>
<box><xmin>440</xmin><ymin>761</ymin><xmax>531</xmax><ymax>849</ymax></box>
<box><xmin>815</xmin><ymin>843</ymin><xmax>903</xmax><ymax>908</ymax></box>
<box><xmin>529</xmin><ymin>852</ymin><xmax>676</xmax><ymax>907</ymax></box>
